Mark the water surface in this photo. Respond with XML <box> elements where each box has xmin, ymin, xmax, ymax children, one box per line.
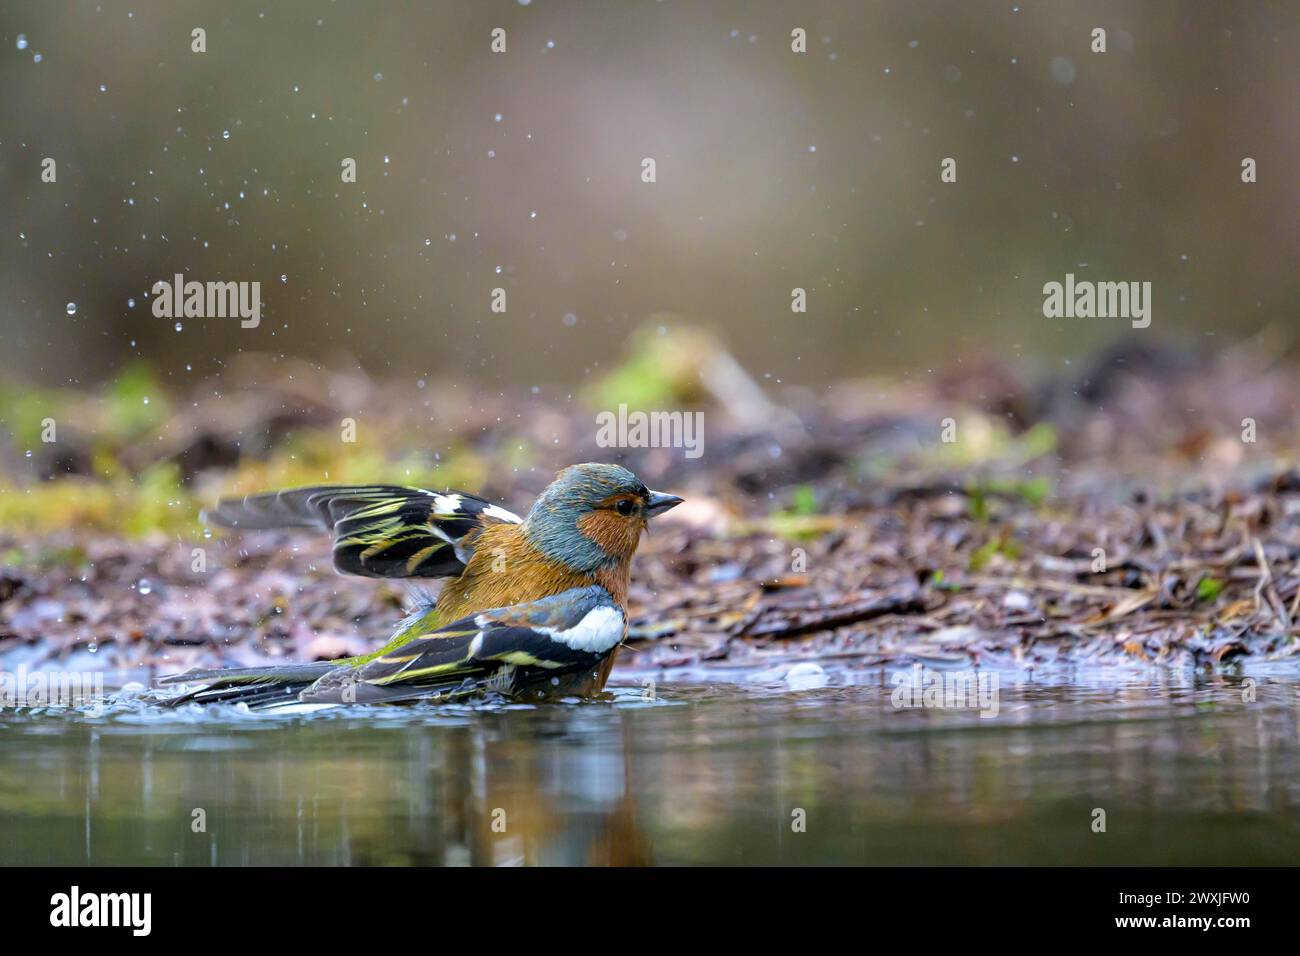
<box><xmin>2</xmin><ymin>665</ymin><xmax>1298</xmax><ymax>865</ymax></box>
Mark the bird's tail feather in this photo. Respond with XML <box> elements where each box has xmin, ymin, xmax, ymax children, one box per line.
<box><xmin>156</xmin><ymin>661</ymin><xmax>339</xmax><ymax>708</ymax></box>
<box><xmin>158</xmin><ymin>666</ymin><xmax>499</xmax><ymax>709</ymax></box>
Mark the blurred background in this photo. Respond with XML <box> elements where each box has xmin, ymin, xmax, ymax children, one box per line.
<box><xmin>2</xmin><ymin>0</ymin><xmax>1298</xmax><ymax>390</ymax></box>
<box><xmin>4</xmin><ymin>6</ymin><xmax>1300</xmax><ymax>870</ymax></box>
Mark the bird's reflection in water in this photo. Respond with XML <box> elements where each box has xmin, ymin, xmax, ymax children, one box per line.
<box><xmin>425</xmin><ymin>712</ymin><xmax>650</xmax><ymax>866</ymax></box>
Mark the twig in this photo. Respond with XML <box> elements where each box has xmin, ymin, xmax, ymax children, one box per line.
<box><xmin>1252</xmin><ymin>538</ymin><xmax>1291</xmax><ymax>632</ymax></box>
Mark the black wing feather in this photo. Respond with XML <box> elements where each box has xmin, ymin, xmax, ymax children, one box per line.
<box><xmin>202</xmin><ymin>485</ymin><xmax>521</xmax><ymax>579</ymax></box>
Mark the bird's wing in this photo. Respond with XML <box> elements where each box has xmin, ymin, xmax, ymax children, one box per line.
<box><xmin>203</xmin><ymin>485</ymin><xmax>523</xmax><ymax>578</ymax></box>
<box><xmin>300</xmin><ymin>585</ymin><xmax>626</xmax><ymax>704</ymax></box>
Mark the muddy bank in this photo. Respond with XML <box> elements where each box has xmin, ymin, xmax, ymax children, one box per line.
<box><xmin>1</xmin><ymin>337</ymin><xmax>1298</xmax><ymax>677</ymax></box>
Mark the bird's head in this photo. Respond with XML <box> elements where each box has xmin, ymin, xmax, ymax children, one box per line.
<box><xmin>523</xmin><ymin>463</ymin><xmax>683</xmax><ymax>572</ymax></box>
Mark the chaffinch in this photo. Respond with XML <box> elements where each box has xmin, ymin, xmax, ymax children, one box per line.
<box><xmin>158</xmin><ymin>463</ymin><xmax>682</xmax><ymax>707</ymax></box>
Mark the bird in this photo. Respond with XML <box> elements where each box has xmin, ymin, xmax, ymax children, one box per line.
<box><xmin>157</xmin><ymin>463</ymin><xmax>682</xmax><ymax>708</ymax></box>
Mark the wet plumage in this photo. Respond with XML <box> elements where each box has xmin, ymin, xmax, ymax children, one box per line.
<box><xmin>158</xmin><ymin>463</ymin><xmax>682</xmax><ymax>707</ymax></box>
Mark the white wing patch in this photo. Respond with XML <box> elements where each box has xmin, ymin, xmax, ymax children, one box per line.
<box><xmin>482</xmin><ymin>503</ymin><xmax>523</xmax><ymax>524</ymax></box>
<box><xmin>431</xmin><ymin>493</ymin><xmax>463</xmax><ymax>513</ymax></box>
<box><xmin>536</xmin><ymin>605</ymin><xmax>626</xmax><ymax>653</ymax></box>
<box><xmin>430</xmin><ymin>493</ymin><xmax>521</xmax><ymax>525</ymax></box>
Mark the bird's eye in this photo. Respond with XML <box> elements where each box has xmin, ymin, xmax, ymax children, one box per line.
<box><xmin>615</xmin><ymin>498</ymin><xmax>635</xmax><ymax>516</ymax></box>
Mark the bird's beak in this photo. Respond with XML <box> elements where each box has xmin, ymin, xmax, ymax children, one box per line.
<box><xmin>645</xmin><ymin>490</ymin><xmax>684</xmax><ymax>517</ymax></box>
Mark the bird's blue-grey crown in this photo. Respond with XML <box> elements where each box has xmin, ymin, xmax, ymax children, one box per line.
<box><xmin>523</xmin><ymin>463</ymin><xmax>681</xmax><ymax>571</ymax></box>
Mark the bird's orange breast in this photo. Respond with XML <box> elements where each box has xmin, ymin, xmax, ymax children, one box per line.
<box><xmin>434</xmin><ymin>523</ymin><xmax>631</xmax><ymax>622</ymax></box>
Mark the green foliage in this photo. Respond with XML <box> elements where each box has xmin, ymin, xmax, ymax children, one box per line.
<box><xmin>1196</xmin><ymin>577</ymin><xmax>1225</xmax><ymax>602</ymax></box>
<box><xmin>969</xmin><ymin>534</ymin><xmax>1021</xmax><ymax>572</ymax></box>
<box><xmin>966</xmin><ymin>475</ymin><xmax>1053</xmax><ymax>522</ymax></box>
<box><xmin>929</xmin><ymin>569</ymin><xmax>962</xmax><ymax>591</ymax></box>
<box><xmin>789</xmin><ymin>484</ymin><xmax>818</xmax><ymax>516</ymax></box>
<box><xmin>103</xmin><ymin>362</ymin><xmax>171</xmax><ymax>441</ymax></box>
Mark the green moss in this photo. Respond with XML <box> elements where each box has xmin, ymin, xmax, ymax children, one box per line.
<box><xmin>583</xmin><ymin>321</ymin><xmax>722</xmax><ymax>411</ymax></box>
<box><xmin>933</xmin><ymin>419</ymin><xmax>1058</xmax><ymax>470</ymax></box>
<box><xmin>0</xmin><ymin>367</ymin><xmax>533</xmax><ymax>536</ymax></box>
<box><xmin>0</xmin><ymin>386</ymin><xmax>76</xmax><ymax>449</ymax></box>
<box><xmin>765</xmin><ymin>513</ymin><xmax>832</xmax><ymax>542</ymax></box>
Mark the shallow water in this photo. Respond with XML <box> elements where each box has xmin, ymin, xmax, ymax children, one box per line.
<box><xmin>2</xmin><ymin>664</ymin><xmax>1299</xmax><ymax>865</ymax></box>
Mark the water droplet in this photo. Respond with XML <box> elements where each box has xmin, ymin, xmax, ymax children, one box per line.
<box><xmin>137</xmin><ymin>579</ymin><xmax>153</xmax><ymax>595</ymax></box>
<box><xmin>174</xmin><ymin>322</ymin><xmax>183</xmax><ymax>332</ymax></box>
<box><xmin>280</xmin><ymin>274</ymin><xmax>287</xmax><ymax>283</ymax></box>
<box><xmin>99</xmin><ymin>83</ymin><xmax>108</xmax><ymax>93</ymax></box>
<box><xmin>494</xmin><ymin>112</ymin><xmax>503</xmax><ymax>123</ymax></box>
<box><xmin>1049</xmin><ymin>56</ymin><xmax>1077</xmax><ymax>86</ymax></box>
<box><xmin>65</xmin><ymin>302</ymin><xmax>76</xmax><ymax>315</ymax></box>
<box><xmin>87</xmin><ymin>643</ymin><xmax>98</xmax><ymax>654</ymax></box>
<box><xmin>16</xmin><ymin>34</ymin><xmax>28</xmax><ymax>51</ymax></box>
<box><xmin>222</xmin><ymin>129</ymin><xmax>230</xmax><ymax>139</ymax></box>
<box><xmin>127</xmin><ymin>297</ymin><xmax>136</xmax><ymax>308</ymax></box>
<box><xmin>32</xmin><ymin>52</ymin><xmax>42</xmax><ymax>63</ymax></box>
